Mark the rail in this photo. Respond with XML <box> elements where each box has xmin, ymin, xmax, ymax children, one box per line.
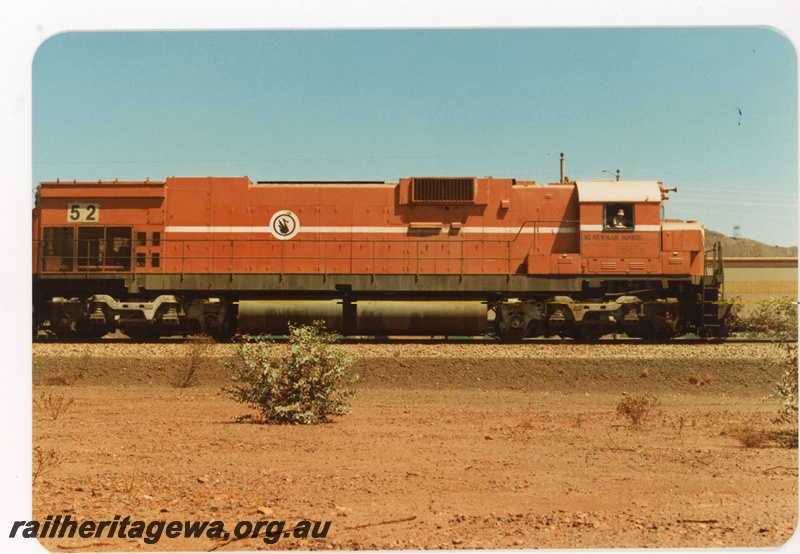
<box><xmin>34</xmin><ymin>332</ymin><xmax>793</xmax><ymax>345</ymax></box>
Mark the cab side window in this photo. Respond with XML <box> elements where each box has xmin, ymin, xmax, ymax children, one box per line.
<box><xmin>605</xmin><ymin>204</ymin><xmax>634</xmax><ymax>229</ymax></box>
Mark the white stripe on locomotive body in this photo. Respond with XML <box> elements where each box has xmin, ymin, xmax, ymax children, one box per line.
<box><xmin>166</xmin><ymin>226</ymin><xmax>272</xmax><ymax>233</ymax></box>
<box><xmin>579</xmin><ymin>224</ymin><xmax>661</xmax><ymax>232</ymax></box>
<box><xmin>164</xmin><ymin>225</ymin><xmax>581</xmax><ymax>235</ymax></box>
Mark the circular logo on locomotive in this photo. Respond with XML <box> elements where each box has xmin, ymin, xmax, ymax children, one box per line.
<box><xmin>269</xmin><ymin>210</ymin><xmax>300</xmax><ymax>240</ymax></box>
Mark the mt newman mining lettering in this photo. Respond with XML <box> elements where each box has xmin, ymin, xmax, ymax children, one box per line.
<box><xmin>583</xmin><ymin>234</ymin><xmax>644</xmax><ymax>241</ymax></box>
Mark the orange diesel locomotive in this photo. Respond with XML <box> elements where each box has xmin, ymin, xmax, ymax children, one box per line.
<box><xmin>32</xmin><ymin>163</ymin><xmax>728</xmax><ymax>340</ymax></box>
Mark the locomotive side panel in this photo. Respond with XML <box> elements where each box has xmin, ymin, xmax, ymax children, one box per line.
<box><xmin>160</xmin><ymin>177</ymin><xmax>583</xmax><ymax>280</ymax></box>
<box><xmin>661</xmin><ymin>222</ymin><xmax>705</xmax><ymax>276</ymax></box>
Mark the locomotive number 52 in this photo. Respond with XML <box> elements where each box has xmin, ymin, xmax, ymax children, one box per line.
<box><xmin>67</xmin><ymin>203</ymin><xmax>100</xmax><ymax>223</ymax></box>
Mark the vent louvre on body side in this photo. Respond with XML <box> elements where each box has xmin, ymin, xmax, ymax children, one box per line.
<box><xmin>411</xmin><ymin>177</ymin><xmax>475</xmax><ymax>203</ymax></box>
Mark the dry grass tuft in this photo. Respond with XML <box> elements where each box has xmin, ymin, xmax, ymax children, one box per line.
<box><xmin>770</xmin><ymin>429</ymin><xmax>799</xmax><ymax>449</ymax></box>
<box><xmin>32</xmin><ymin>446</ymin><xmax>61</xmax><ymax>485</ymax></box>
<box><xmin>728</xmin><ymin>424</ymin><xmax>771</xmax><ymax>448</ymax></box>
<box><xmin>171</xmin><ymin>334</ymin><xmax>214</xmax><ymax>388</ymax></box>
<box><xmin>516</xmin><ymin>413</ymin><xmax>537</xmax><ymax>428</ymax></box>
<box><xmin>616</xmin><ymin>393</ymin><xmax>659</xmax><ymax>427</ymax></box>
<box><xmin>40</xmin><ymin>348</ymin><xmax>92</xmax><ymax>386</ymax></box>
<box><xmin>40</xmin><ymin>373</ymin><xmax>78</xmax><ymax>386</ymax></box>
<box><xmin>689</xmin><ymin>373</ymin><xmax>714</xmax><ymax>386</ymax></box>
<box><xmin>34</xmin><ymin>392</ymin><xmax>74</xmax><ymax>421</ymax></box>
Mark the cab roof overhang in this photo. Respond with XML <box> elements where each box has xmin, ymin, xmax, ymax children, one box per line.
<box><xmin>575</xmin><ymin>181</ymin><xmax>662</xmax><ymax>203</ymax></box>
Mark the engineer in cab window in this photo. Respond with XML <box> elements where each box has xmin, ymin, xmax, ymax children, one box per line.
<box><xmin>612</xmin><ymin>208</ymin><xmax>629</xmax><ymax>228</ymax></box>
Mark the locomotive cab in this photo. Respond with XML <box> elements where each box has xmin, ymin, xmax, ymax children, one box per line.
<box><xmin>576</xmin><ymin>180</ymin><xmax>664</xmax><ymax>275</ymax></box>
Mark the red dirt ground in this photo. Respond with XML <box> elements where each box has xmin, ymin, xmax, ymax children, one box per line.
<box><xmin>31</xmin><ymin>343</ymin><xmax>798</xmax><ymax>551</ymax></box>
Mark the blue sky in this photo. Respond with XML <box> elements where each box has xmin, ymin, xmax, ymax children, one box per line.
<box><xmin>31</xmin><ymin>27</ymin><xmax>797</xmax><ymax>246</ymax></box>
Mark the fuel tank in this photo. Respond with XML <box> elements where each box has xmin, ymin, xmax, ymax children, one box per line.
<box><xmin>237</xmin><ymin>300</ymin><xmax>488</xmax><ymax>336</ymax></box>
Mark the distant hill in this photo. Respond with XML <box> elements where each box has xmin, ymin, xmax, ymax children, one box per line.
<box><xmin>706</xmin><ymin>230</ymin><xmax>798</xmax><ymax>257</ymax></box>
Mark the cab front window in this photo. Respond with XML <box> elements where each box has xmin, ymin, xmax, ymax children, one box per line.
<box><xmin>604</xmin><ymin>204</ymin><xmax>634</xmax><ymax>229</ymax></box>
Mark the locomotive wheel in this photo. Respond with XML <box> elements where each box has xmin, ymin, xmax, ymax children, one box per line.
<box><xmin>208</xmin><ymin>321</ymin><xmax>236</xmax><ymax>342</ymax></box>
<box><xmin>639</xmin><ymin>321</ymin><xmax>675</xmax><ymax>342</ymax></box>
<box><xmin>497</xmin><ymin>324</ymin><xmax>528</xmax><ymax>342</ymax></box>
<box><xmin>496</xmin><ymin>312</ymin><xmax>529</xmax><ymax>341</ymax></box>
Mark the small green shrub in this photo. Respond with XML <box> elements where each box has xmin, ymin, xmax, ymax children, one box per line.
<box><xmin>223</xmin><ymin>322</ymin><xmax>357</xmax><ymax>424</ymax></box>
<box><xmin>616</xmin><ymin>393</ymin><xmax>659</xmax><ymax>427</ymax></box>
<box><xmin>774</xmin><ymin>342</ymin><xmax>798</xmax><ymax>427</ymax></box>
<box><xmin>734</xmin><ymin>296</ymin><xmax>798</xmax><ymax>340</ymax></box>
<box><xmin>734</xmin><ymin>297</ymin><xmax>798</xmax><ymax>441</ymax></box>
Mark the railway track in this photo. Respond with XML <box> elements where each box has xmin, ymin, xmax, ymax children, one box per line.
<box><xmin>32</xmin><ymin>332</ymin><xmax>793</xmax><ymax>346</ymax></box>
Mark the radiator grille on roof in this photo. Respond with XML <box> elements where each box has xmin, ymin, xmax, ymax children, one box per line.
<box><xmin>411</xmin><ymin>177</ymin><xmax>475</xmax><ymax>203</ymax></box>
